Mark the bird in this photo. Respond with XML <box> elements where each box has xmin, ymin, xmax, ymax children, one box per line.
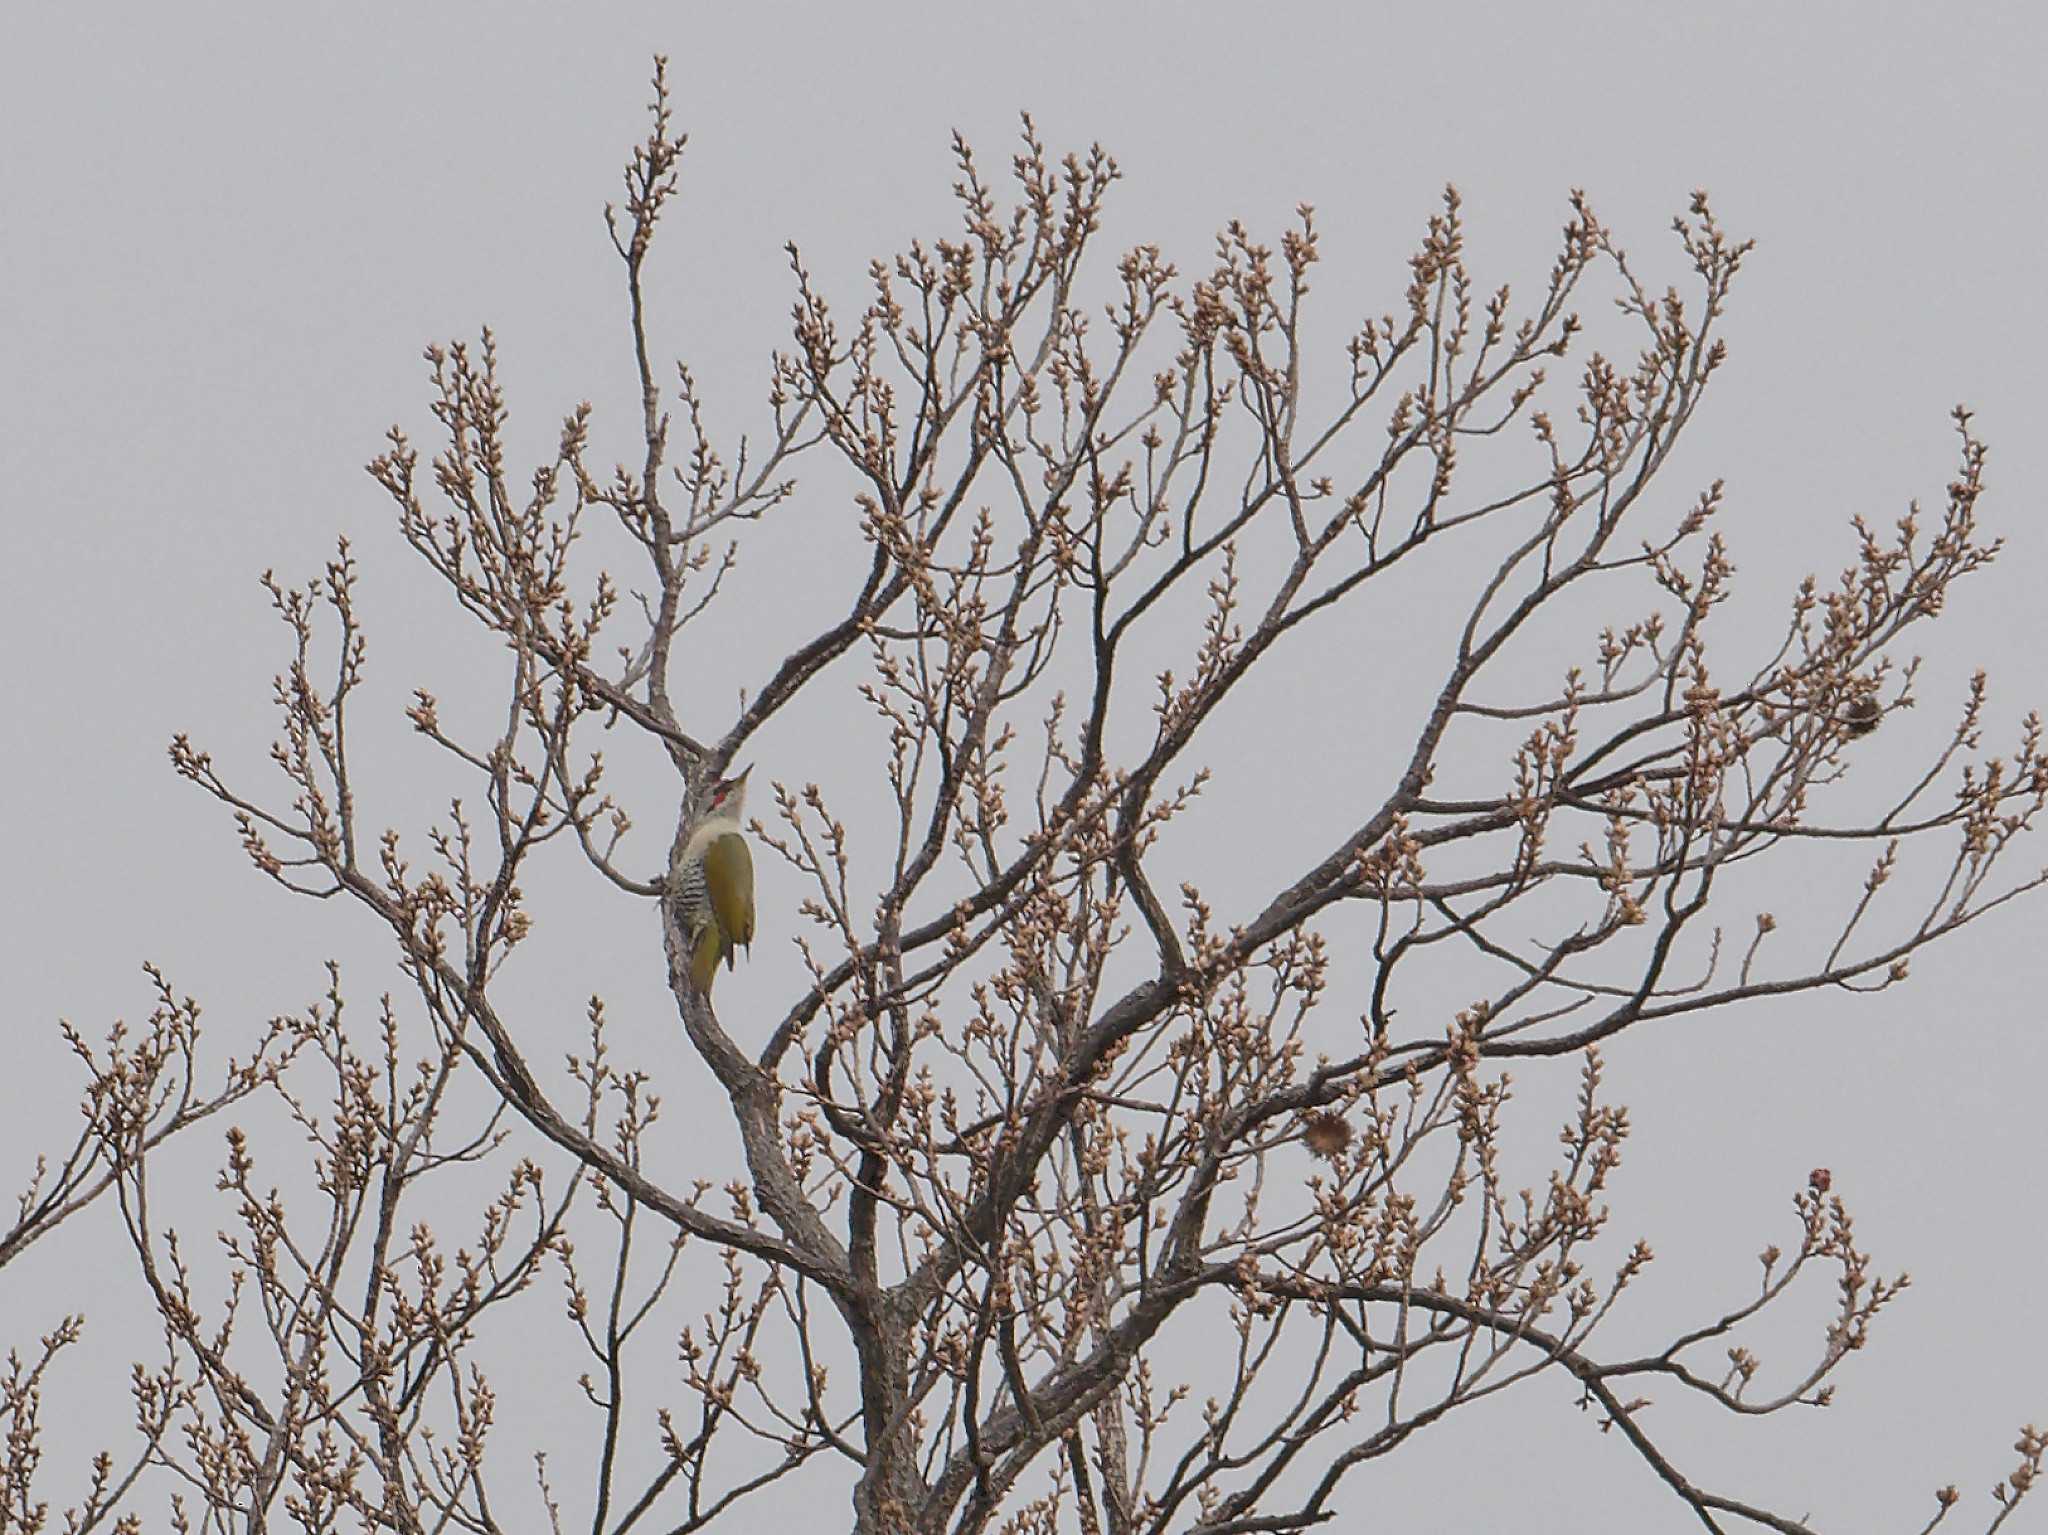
<box><xmin>676</xmin><ymin>765</ymin><xmax>756</xmax><ymax>995</ymax></box>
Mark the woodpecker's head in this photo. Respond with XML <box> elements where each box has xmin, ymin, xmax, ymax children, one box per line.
<box><xmin>706</xmin><ymin>764</ymin><xmax>752</xmax><ymax>821</ymax></box>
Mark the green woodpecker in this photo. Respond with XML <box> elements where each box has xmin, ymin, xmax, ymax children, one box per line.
<box><xmin>677</xmin><ymin>766</ymin><xmax>756</xmax><ymax>994</ymax></box>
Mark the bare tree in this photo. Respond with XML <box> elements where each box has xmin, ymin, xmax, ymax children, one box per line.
<box><xmin>8</xmin><ymin>58</ymin><xmax>2046</xmax><ymax>1535</ymax></box>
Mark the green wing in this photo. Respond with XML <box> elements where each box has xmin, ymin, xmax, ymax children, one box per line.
<box><xmin>704</xmin><ymin>831</ymin><xmax>756</xmax><ymax>968</ymax></box>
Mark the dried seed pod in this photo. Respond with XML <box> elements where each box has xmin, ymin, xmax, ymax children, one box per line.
<box><xmin>1302</xmin><ymin>1111</ymin><xmax>1353</xmax><ymax>1160</ymax></box>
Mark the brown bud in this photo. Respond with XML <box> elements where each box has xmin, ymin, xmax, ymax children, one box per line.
<box><xmin>1809</xmin><ymin>1167</ymin><xmax>1832</xmax><ymax>1194</ymax></box>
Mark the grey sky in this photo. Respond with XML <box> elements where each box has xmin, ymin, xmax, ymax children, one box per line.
<box><xmin>4</xmin><ymin>2</ymin><xmax>2044</xmax><ymax>1529</ymax></box>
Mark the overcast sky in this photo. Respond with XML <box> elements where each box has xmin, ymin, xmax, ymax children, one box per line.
<box><xmin>4</xmin><ymin>3</ymin><xmax>2044</xmax><ymax>1530</ymax></box>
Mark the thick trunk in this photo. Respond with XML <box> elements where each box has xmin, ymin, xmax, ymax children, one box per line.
<box><xmin>849</xmin><ymin>1296</ymin><xmax>929</xmax><ymax>1534</ymax></box>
